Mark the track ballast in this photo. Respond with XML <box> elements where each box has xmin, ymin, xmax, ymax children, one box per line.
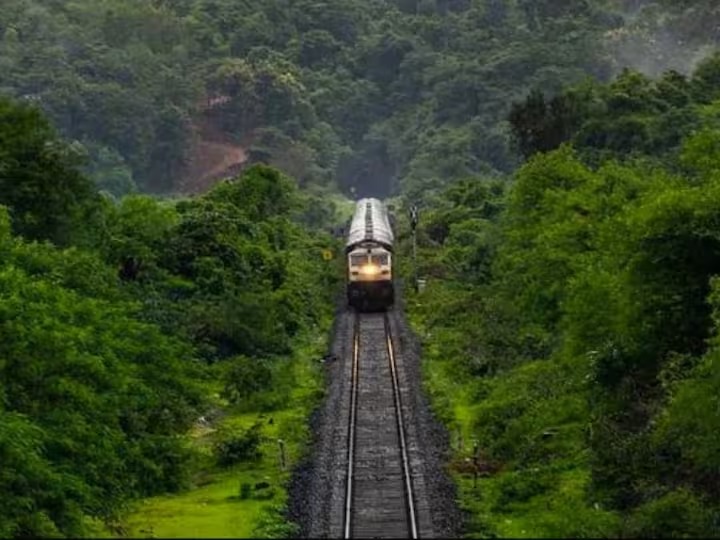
<box><xmin>344</xmin><ymin>313</ymin><xmax>418</xmax><ymax>538</ymax></box>
<box><xmin>287</xmin><ymin>301</ymin><xmax>462</xmax><ymax>539</ymax></box>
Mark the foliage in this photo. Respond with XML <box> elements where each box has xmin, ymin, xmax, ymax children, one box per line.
<box><xmin>214</xmin><ymin>423</ymin><xmax>263</xmax><ymax>467</ymax></box>
<box><xmin>221</xmin><ymin>356</ymin><xmax>275</xmax><ymax>410</ymax></box>
<box><xmin>508</xmin><ymin>53</ymin><xmax>720</xmax><ymax>165</ymax></box>
<box><xmin>0</xmin><ymin>97</ymin><xmax>100</xmax><ymax>245</ymax></box>
<box><xmin>406</xmin><ymin>57</ymin><xmax>720</xmax><ymax>538</ymax></box>
<box><xmin>4</xmin><ymin>0</ymin><xmax>705</xmax><ymax>198</ymax></box>
<box><xmin>123</xmin><ymin>326</ymin><xmax>331</xmax><ymax>539</ymax></box>
<box><xmin>253</xmin><ymin>504</ymin><xmax>301</xmax><ymax>539</ymax></box>
<box><xmin>0</xmin><ymin>206</ymin><xmax>205</xmax><ymax>536</ymax></box>
<box><xmin>0</xmin><ymin>97</ymin><xmax>339</xmax><ymax>536</ymax></box>
<box><xmin>5</xmin><ymin>1</ymin><xmax>720</xmax><ymax>537</ymax></box>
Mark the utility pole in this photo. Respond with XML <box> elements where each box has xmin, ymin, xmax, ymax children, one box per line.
<box><xmin>278</xmin><ymin>439</ymin><xmax>286</xmax><ymax>471</ymax></box>
<box><xmin>472</xmin><ymin>439</ymin><xmax>479</xmax><ymax>490</ymax></box>
<box><xmin>409</xmin><ymin>204</ymin><xmax>419</xmax><ymax>292</ymax></box>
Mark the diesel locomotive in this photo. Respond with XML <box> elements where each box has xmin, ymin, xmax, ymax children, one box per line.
<box><xmin>345</xmin><ymin>198</ymin><xmax>395</xmax><ymax>311</ymax></box>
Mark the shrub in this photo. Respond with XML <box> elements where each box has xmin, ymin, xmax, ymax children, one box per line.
<box><xmin>494</xmin><ymin>469</ymin><xmax>554</xmax><ymax>510</ymax></box>
<box><xmin>625</xmin><ymin>490</ymin><xmax>715</xmax><ymax>538</ymax></box>
<box><xmin>215</xmin><ymin>423</ymin><xmax>263</xmax><ymax>466</ymax></box>
<box><xmin>222</xmin><ymin>357</ymin><xmax>274</xmax><ymax>407</ymax></box>
<box><xmin>253</xmin><ymin>486</ymin><xmax>276</xmax><ymax>500</ymax></box>
<box><xmin>239</xmin><ymin>483</ymin><xmax>252</xmax><ymax>500</ymax></box>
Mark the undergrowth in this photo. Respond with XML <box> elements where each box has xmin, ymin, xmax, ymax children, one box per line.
<box><xmin>119</xmin><ymin>326</ymin><xmax>330</xmax><ymax>539</ymax></box>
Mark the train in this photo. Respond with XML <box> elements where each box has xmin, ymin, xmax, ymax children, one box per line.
<box><xmin>345</xmin><ymin>198</ymin><xmax>395</xmax><ymax>311</ymax></box>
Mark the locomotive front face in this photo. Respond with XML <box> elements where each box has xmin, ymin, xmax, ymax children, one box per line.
<box><xmin>347</xmin><ymin>245</ymin><xmax>394</xmax><ymax>310</ymax></box>
<box><xmin>348</xmin><ymin>247</ymin><xmax>392</xmax><ymax>281</ymax></box>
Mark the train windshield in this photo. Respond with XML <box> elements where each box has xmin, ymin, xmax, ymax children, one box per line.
<box><xmin>350</xmin><ymin>254</ymin><xmax>369</xmax><ymax>266</ymax></box>
<box><xmin>371</xmin><ymin>253</ymin><xmax>389</xmax><ymax>266</ymax></box>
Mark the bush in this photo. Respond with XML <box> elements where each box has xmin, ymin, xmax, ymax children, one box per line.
<box><xmin>494</xmin><ymin>469</ymin><xmax>554</xmax><ymax>510</ymax></box>
<box><xmin>253</xmin><ymin>486</ymin><xmax>276</xmax><ymax>500</ymax></box>
<box><xmin>253</xmin><ymin>504</ymin><xmax>300</xmax><ymax>539</ymax></box>
<box><xmin>239</xmin><ymin>483</ymin><xmax>252</xmax><ymax>500</ymax></box>
<box><xmin>625</xmin><ymin>490</ymin><xmax>715</xmax><ymax>538</ymax></box>
<box><xmin>222</xmin><ymin>357</ymin><xmax>274</xmax><ymax>407</ymax></box>
<box><xmin>215</xmin><ymin>423</ymin><xmax>263</xmax><ymax>467</ymax></box>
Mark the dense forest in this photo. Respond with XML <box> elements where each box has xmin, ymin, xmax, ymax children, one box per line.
<box><xmin>405</xmin><ymin>50</ymin><xmax>720</xmax><ymax>538</ymax></box>
<box><xmin>3</xmin><ymin>0</ymin><xmax>720</xmax><ymax>538</ymax></box>
<box><xmin>0</xmin><ymin>95</ymin><xmax>339</xmax><ymax>536</ymax></box>
<box><xmin>2</xmin><ymin>0</ymin><xmax>717</xmax><ymax>198</ymax></box>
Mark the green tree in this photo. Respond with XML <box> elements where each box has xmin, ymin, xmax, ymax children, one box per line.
<box><xmin>0</xmin><ymin>98</ymin><xmax>99</xmax><ymax>245</ymax></box>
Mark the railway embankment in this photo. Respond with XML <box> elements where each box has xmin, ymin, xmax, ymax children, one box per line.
<box><xmin>288</xmin><ymin>295</ymin><xmax>462</xmax><ymax>538</ymax></box>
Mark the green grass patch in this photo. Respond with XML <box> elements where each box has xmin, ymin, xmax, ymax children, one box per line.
<box><xmin>123</xmin><ymin>468</ymin><xmax>270</xmax><ymax>539</ymax></box>
<box><xmin>118</xmin><ymin>328</ymin><xmax>329</xmax><ymax>539</ymax></box>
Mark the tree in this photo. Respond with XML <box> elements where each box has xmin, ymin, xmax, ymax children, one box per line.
<box><xmin>0</xmin><ymin>98</ymin><xmax>100</xmax><ymax>245</ymax></box>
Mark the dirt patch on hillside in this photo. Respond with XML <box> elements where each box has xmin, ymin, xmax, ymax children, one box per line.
<box><xmin>179</xmin><ymin>116</ymin><xmax>251</xmax><ymax>195</ymax></box>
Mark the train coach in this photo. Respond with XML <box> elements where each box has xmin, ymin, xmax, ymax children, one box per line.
<box><xmin>345</xmin><ymin>198</ymin><xmax>395</xmax><ymax>311</ymax></box>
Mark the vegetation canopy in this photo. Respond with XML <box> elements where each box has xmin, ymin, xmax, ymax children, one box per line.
<box><xmin>3</xmin><ymin>0</ymin><xmax>720</xmax><ymax>538</ymax></box>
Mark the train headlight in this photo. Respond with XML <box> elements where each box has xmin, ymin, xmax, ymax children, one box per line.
<box><xmin>360</xmin><ymin>264</ymin><xmax>381</xmax><ymax>275</ymax></box>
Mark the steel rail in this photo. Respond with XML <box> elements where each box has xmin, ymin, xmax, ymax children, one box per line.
<box><xmin>385</xmin><ymin>314</ymin><xmax>418</xmax><ymax>539</ymax></box>
<box><xmin>344</xmin><ymin>314</ymin><xmax>360</xmax><ymax>539</ymax></box>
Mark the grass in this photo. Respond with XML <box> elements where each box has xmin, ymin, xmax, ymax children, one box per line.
<box><xmin>124</xmin><ymin>468</ymin><xmax>267</xmax><ymax>539</ymax></box>
<box><xmin>405</xmin><ymin>280</ymin><xmax>620</xmax><ymax>538</ymax></box>
<box><xmin>118</xmin><ymin>328</ymin><xmax>329</xmax><ymax>539</ymax></box>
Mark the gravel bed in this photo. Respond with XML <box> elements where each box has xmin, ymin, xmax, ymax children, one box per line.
<box><xmin>286</xmin><ymin>296</ymin><xmax>353</xmax><ymax>538</ymax></box>
<box><xmin>287</xmin><ymin>286</ymin><xmax>463</xmax><ymax>538</ymax></box>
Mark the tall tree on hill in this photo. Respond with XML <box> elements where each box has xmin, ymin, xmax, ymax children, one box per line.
<box><xmin>0</xmin><ymin>98</ymin><xmax>99</xmax><ymax>245</ymax></box>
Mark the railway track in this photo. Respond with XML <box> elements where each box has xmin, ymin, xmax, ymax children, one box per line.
<box><xmin>343</xmin><ymin>312</ymin><xmax>418</xmax><ymax>539</ymax></box>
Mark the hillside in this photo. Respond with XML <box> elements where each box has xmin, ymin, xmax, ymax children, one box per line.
<box><xmin>2</xmin><ymin>1</ymin><xmax>720</xmax><ymax>538</ymax></box>
<box><xmin>1</xmin><ymin>1</ymin><xmax>717</xmax><ymax>197</ymax></box>
<box><xmin>400</xmin><ymin>49</ymin><xmax>720</xmax><ymax>539</ymax></box>
<box><xmin>179</xmin><ymin>116</ymin><xmax>249</xmax><ymax>195</ymax></box>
